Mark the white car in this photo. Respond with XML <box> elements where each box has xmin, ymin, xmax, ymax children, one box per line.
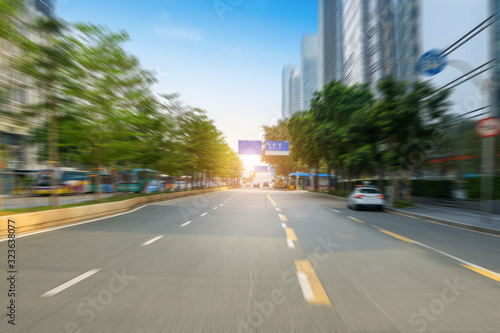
<box><xmin>347</xmin><ymin>186</ymin><xmax>386</xmax><ymax>211</ymax></box>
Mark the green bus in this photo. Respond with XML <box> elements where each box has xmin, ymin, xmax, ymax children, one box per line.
<box><xmin>117</xmin><ymin>169</ymin><xmax>156</xmax><ymax>193</ymax></box>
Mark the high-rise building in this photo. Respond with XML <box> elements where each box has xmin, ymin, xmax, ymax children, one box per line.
<box><xmin>342</xmin><ymin>0</ymin><xmax>421</xmax><ymax>87</ymax></box>
<box><xmin>281</xmin><ymin>65</ymin><xmax>302</xmax><ymax>119</ymax></box>
<box><xmin>376</xmin><ymin>0</ymin><xmax>421</xmax><ymax>83</ymax></box>
<box><xmin>289</xmin><ymin>67</ymin><xmax>302</xmax><ymax>116</ymax></box>
<box><xmin>343</xmin><ymin>0</ymin><xmax>369</xmax><ymax>86</ymax></box>
<box><xmin>281</xmin><ymin>64</ymin><xmax>295</xmax><ymax>119</ymax></box>
<box><xmin>318</xmin><ymin>0</ymin><xmax>344</xmax><ymax>88</ymax></box>
<box><xmin>35</xmin><ymin>0</ymin><xmax>56</xmax><ymax>17</ymax></box>
<box><xmin>300</xmin><ymin>34</ymin><xmax>319</xmax><ymax>110</ymax></box>
<box><xmin>0</xmin><ymin>0</ymin><xmax>55</xmax><ymax>170</ymax></box>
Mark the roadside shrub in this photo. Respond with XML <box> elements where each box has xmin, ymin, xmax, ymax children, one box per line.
<box><xmin>411</xmin><ymin>179</ymin><xmax>453</xmax><ymax>198</ymax></box>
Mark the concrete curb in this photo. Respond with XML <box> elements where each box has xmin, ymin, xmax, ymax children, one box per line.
<box><xmin>0</xmin><ymin>187</ymin><xmax>237</xmax><ymax>238</ymax></box>
<box><xmin>305</xmin><ymin>190</ymin><xmax>500</xmax><ymax>236</ymax></box>
<box><xmin>384</xmin><ymin>207</ymin><xmax>500</xmax><ymax>236</ymax></box>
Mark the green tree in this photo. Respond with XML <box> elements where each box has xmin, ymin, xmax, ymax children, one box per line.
<box><xmin>309</xmin><ymin>81</ymin><xmax>372</xmax><ymax>192</ymax></box>
<box><xmin>374</xmin><ymin>76</ymin><xmax>451</xmax><ymax>203</ymax></box>
<box><xmin>261</xmin><ymin>119</ymin><xmax>303</xmax><ymax>177</ymax></box>
<box><xmin>11</xmin><ymin>17</ymin><xmax>75</xmax><ymax>206</ymax></box>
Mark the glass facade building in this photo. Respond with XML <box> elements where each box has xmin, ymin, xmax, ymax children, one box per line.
<box><xmin>281</xmin><ymin>65</ymin><xmax>302</xmax><ymax>119</ymax></box>
<box><xmin>319</xmin><ymin>0</ymin><xmax>344</xmax><ymax>87</ymax></box>
<box><xmin>300</xmin><ymin>35</ymin><xmax>319</xmax><ymax>110</ymax></box>
<box><xmin>281</xmin><ymin>64</ymin><xmax>295</xmax><ymax>119</ymax></box>
<box><xmin>318</xmin><ymin>0</ymin><xmax>421</xmax><ymax>87</ymax></box>
<box><xmin>289</xmin><ymin>67</ymin><xmax>302</xmax><ymax>116</ymax></box>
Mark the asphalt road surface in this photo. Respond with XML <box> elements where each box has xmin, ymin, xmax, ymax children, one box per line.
<box><xmin>2</xmin><ymin>188</ymin><xmax>499</xmax><ymax>332</ymax></box>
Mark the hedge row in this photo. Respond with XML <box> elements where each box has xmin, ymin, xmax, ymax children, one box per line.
<box><xmin>334</xmin><ymin>178</ymin><xmax>500</xmax><ymax>199</ymax></box>
<box><xmin>465</xmin><ymin>176</ymin><xmax>500</xmax><ymax>200</ymax></box>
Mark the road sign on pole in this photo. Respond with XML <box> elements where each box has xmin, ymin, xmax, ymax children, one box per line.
<box><xmin>418</xmin><ymin>49</ymin><xmax>447</xmax><ymax>76</ymax></box>
<box><xmin>238</xmin><ymin>140</ymin><xmax>262</xmax><ymax>155</ymax></box>
<box><xmin>264</xmin><ymin>141</ymin><xmax>289</xmax><ymax>155</ymax></box>
<box><xmin>475</xmin><ymin>117</ymin><xmax>500</xmax><ymax>137</ymax></box>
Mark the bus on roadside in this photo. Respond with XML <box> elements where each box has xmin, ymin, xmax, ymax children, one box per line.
<box><xmin>273</xmin><ymin>176</ymin><xmax>285</xmax><ymax>188</ymax></box>
<box><xmin>117</xmin><ymin>169</ymin><xmax>156</xmax><ymax>193</ymax></box>
<box><xmin>88</xmin><ymin>173</ymin><xmax>114</xmax><ymax>193</ymax></box>
<box><xmin>33</xmin><ymin>168</ymin><xmax>89</xmax><ymax>195</ymax></box>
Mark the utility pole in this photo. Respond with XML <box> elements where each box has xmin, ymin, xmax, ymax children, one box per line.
<box><xmin>482</xmin><ymin>0</ymin><xmax>499</xmax><ymax>222</ymax></box>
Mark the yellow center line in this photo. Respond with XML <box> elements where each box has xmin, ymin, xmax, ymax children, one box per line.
<box><xmin>285</xmin><ymin>228</ymin><xmax>297</xmax><ymax>241</ymax></box>
<box><xmin>266</xmin><ymin>194</ymin><xmax>278</xmax><ymax>206</ymax></box>
<box><xmin>460</xmin><ymin>264</ymin><xmax>500</xmax><ymax>282</ymax></box>
<box><xmin>279</xmin><ymin>214</ymin><xmax>288</xmax><ymax>222</ymax></box>
<box><xmin>347</xmin><ymin>216</ymin><xmax>365</xmax><ymax>223</ymax></box>
<box><xmin>379</xmin><ymin>229</ymin><xmax>414</xmax><ymax>243</ymax></box>
<box><xmin>295</xmin><ymin>260</ymin><xmax>331</xmax><ymax>306</ymax></box>
<box><xmin>329</xmin><ymin>208</ymin><xmax>340</xmax><ymax>213</ymax></box>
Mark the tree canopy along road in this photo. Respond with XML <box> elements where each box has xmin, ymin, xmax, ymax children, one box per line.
<box><xmin>2</xmin><ymin>188</ymin><xmax>499</xmax><ymax>332</ymax></box>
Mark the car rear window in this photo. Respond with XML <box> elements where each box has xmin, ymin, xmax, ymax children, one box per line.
<box><xmin>360</xmin><ymin>188</ymin><xmax>380</xmax><ymax>194</ymax></box>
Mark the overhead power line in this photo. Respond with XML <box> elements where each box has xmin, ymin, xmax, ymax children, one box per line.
<box><xmin>440</xmin><ymin>14</ymin><xmax>495</xmax><ymax>57</ymax></box>
<box><xmin>431</xmin><ymin>59</ymin><xmax>495</xmax><ymax>95</ymax></box>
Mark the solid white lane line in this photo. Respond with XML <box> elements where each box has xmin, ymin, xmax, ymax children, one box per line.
<box><xmin>296</xmin><ymin>272</ymin><xmax>314</xmax><ymax>302</ymax></box>
<box><xmin>141</xmin><ymin>235</ymin><xmax>164</xmax><ymax>246</ymax></box>
<box><xmin>41</xmin><ymin>269</ymin><xmax>101</xmax><ymax>298</ymax></box>
<box><xmin>287</xmin><ymin>238</ymin><xmax>295</xmax><ymax>249</ymax></box>
<box><xmin>201</xmin><ymin>212</ymin><xmax>208</xmax><ymax>217</ymax></box>
<box><xmin>413</xmin><ymin>240</ymin><xmax>499</xmax><ymax>274</ymax></box>
<box><xmin>179</xmin><ymin>221</ymin><xmax>192</xmax><ymax>227</ymax></box>
<box><xmin>281</xmin><ymin>223</ymin><xmax>287</xmax><ymax>228</ymax></box>
<box><xmin>0</xmin><ymin>195</ymin><xmax>208</xmax><ymax>242</ymax></box>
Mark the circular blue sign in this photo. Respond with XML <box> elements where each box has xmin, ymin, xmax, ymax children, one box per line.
<box><xmin>418</xmin><ymin>49</ymin><xmax>447</xmax><ymax>76</ymax></box>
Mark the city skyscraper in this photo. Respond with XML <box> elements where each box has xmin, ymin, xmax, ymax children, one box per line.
<box><xmin>376</xmin><ymin>0</ymin><xmax>421</xmax><ymax>82</ymax></box>
<box><xmin>289</xmin><ymin>67</ymin><xmax>302</xmax><ymax>117</ymax></box>
<box><xmin>281</xmin><ymin>65</ymin><xmax>302</xmax><ymax>119</ymax></box>
<box><xmin>281</xmin><ymin>64</ymin><xmax>295</xmax><ymax>119</ymax></box>
<box><xmin>342</xmin><ymin>0</ymin><xmax>421</xmax><ymax>86</ymax></box>
<box><xmin>343</xmin><ymin>0</ymin><xmax>370</xmax><ymax>86</ymax></box>
<box><xmin>318</xmin><ymin>0</ymin><xmax>344</xmax><ymax>87</ymax></box>
<box><xmin>300</xmin><ymin>34</ymin><xmax>319</xmax><ymax>110</ymax></box>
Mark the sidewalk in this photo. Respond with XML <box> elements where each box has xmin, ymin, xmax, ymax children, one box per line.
<box><xmin>385</xmin><ymin>203</ymin><xmax>500</xmax><ymax>235</ymax></box>
<box><xmin>307</xmin><ymin>191</ymin><xmax>500</xmax><ymax>235</ymax></box>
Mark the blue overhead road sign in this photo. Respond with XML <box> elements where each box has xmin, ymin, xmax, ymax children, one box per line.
<box><xmin>254</xmin><ymin>166</ymin><xmax>269</xmax><ymax>172</ymax></box>
<box><xmin>238</xmin><ymin>140</ymin><xmax>262</xmax><ymax>155</ymax></box>
<box><xmin>265</xmin><ymin>141</ymin><xmax>289</xmax><ymax>156</ymax></box>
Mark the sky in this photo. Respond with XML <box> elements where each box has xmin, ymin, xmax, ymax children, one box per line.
<box><xmin>57</xmin><ymin>0</ymin><xmax>490</xmax><ymax>175</ymax></box>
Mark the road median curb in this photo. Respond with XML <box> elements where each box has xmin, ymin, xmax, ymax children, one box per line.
<box><xmin>0</xmin><ymin>187</ymin><xmax>236</xmax><ymax>238</ymax></box>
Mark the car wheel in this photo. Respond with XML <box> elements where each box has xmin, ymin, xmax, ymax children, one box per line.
<box><xmin>352</xmin><ymin>203</ymin><xmax>358</xmax><ymax>211</ymax></box>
